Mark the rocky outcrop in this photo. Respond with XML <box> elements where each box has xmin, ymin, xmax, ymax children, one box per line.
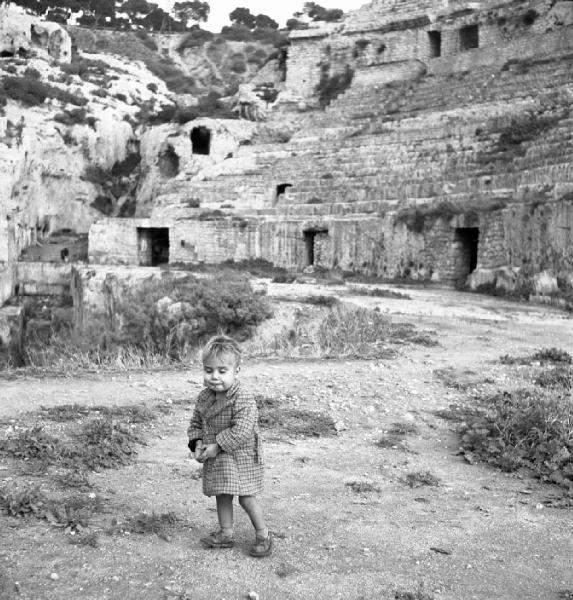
<box><xmin>0</xmin><ymin>5</ymin><xmax>71</xmax><ymax>62</ymax></box>
<box><xmin>0</xmin><ymin>10</ymin><xmax>174</xmax><ymax>266</ymax></box>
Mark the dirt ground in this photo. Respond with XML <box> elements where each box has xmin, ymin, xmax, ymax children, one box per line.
<box><xmin>1</xmin><ymin>283</ymin><xmax>573</xmax><ymax>600</ymax></box>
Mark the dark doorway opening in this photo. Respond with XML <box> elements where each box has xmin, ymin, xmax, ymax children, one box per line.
<box><xmin>275</xmin><ymin>183</ymin><xmax>293</xmax><ymax>204</ymax></box>
<box><xmin>138</xmin><ymin>227</ymin><xmax>170</xmax><ymax>266</ymax></box>
<box><xmin>303</xmin><ymin>228</ymin><xmax>328</xmax><ymax>267</ymax></box>
<box><xmin>304</xmin><ymin>231</ymin><xmax>316</xmax><ymax>266</ymax></box>
<box><xmin>191</xmin><ymin>126</ymin><xmax>211</xmax><ymax>155</ymax></box>
<box><xmin>428</xmin><ymin>31</ymin><xmax>442</xmax><ymax>58</ymax></box>
<box><xmin>459</xmin><ymin>24</ymin><xmax>479</xmax><ymax>51</ymax></box>
<box><xmin>455</xmin><ymin>227</ymin><xmax>479</xmax><ymax>275</ymax></box>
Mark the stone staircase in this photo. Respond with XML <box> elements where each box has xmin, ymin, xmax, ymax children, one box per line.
<box><xmin>153</xmin><ymin>40</ymin><xmax>573</xmax><ymax>224</ymax></box>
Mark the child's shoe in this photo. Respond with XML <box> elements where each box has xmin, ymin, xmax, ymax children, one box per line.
<box><xmin>249</xmin><ymin>532</ymin><xmax>273</xmax><ymax>557</ymax></box>
<box><xmin>200</xmin><ymin>530</ymin><xmax>235</xmax><ymax>548</ymax></box>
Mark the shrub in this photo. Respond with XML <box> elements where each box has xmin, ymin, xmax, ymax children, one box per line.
<box><xmin>91</xmin><ymin>195</ymin><xmax>113</xmax><ymax>215</ymax></box>
<box><xmin>114</xmin><ymin>272</ymin><xmax>273</xmax><ymax>356</ymax></box>
<box><xmin>54</xmin><ymin>107</ymin><xmax>95</xmax><ymax>127</ymax></box>
<box><xmin>229</xmin><ymin>58</ymin><xmax>247</xmax><ymax>73</ymax></box>
<box><xmin>268</xmin><ymin>303</ymin><xmax>435</xmax><ymax>359</ymax></box>
<box><xmin>404</xmin><ymin>471</ymin><xmax>440</xmax><ymax>487</ymax></box>
<box><xmin>23</xmin><ymin>67</ymin><xmax>41</xmax><ymax>80</ymax></box>
<box><xmin>316</xmin><ymin>63</ymin><xmax>354</xmax><ymax>108</ymax></box>
<box><xmin>177</xmin><ymin>28</ymin><xmax>214</xmax><ymax>51</ymax></box>
<box><xmin>481</xmin><ymin>111</ymin><xmax>563</xmax><ymax>164</ymax></box>
<box><xmin>220</xmin><ymin>24</ymin><xmax>253</xmax><ymax>42</ymax></box>
<box><xmin>135</xmin><ymin>29</ymin><xmax>158</xmax><ymax>51</ymax></box>
<box><xmin>83</xmin><ymin>165</ymin><xmax>110</xmax><ymax>186</ymax></box>
<box><xmin>349</xmin><ymin>286</ymin><xmax>412</xmax><ymax>300</ymax></box>
<box><xmin>0</xmin><ymin>76</ymin><xmax>87</xmax><ymax>107</ymax></box>
<box><xmin>456</xmin><ymin>388</ymin><xmax>573</xmax><ymax>487</ymax></box>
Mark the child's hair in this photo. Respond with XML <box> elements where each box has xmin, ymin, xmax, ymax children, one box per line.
<box><xmin>202</xmin><ymin>335</ymin><xmax>242</xmax><ymax>366</ymax></box>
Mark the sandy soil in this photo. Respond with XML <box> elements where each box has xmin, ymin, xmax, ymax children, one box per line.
<box><xmin>1</xmin><ymin>284</ymin><xmax>572</xmax><ymax>600</ymax></box>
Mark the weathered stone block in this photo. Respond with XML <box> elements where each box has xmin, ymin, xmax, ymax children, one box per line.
<box><xmin>533</xmin><ymin>270</ymin><xmax>559</xmax><ymax>295</ymax></box>
<box><xmin>0</xmin><ymin>306</ymin><xmax>24</xmax><ymax>361</ymax></box>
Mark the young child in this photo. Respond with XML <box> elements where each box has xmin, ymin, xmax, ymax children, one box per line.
<box><xmin>187</xmin><ymin>335</ymin><xmax>272</xmax><ymax>557</ymax></box>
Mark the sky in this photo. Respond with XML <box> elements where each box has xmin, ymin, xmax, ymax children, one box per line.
<box><xmin>158</xmin><ymin>0</ymin><xmax>367</xmax><ymax>31</ymax></box>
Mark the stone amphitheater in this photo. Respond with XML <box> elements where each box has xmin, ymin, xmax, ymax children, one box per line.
<box><xmin>1</xmin><ymin>0</ymin><xmax>573</xmax><ymax>348</ymax></box>
<box><xmin>89</xmin><ymin>0</ymin><xmax>573</xmax><ymax>293</ymax></box>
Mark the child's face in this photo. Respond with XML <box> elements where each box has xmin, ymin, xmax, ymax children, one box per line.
<box><xmin>203</xmin><ymin>353</ymin><xmax>239</xmax><ymax>393</ymax></box>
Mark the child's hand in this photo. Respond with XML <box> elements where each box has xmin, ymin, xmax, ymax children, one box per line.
<box><xmin>201</xmin><ymin>443</ymin><xmax>219</xmax><ymax>459</ymax></box>
<box><xmin>194</xmin><ymin>443</ymin><xmax>205</xmax><ymax>463</ymax></box>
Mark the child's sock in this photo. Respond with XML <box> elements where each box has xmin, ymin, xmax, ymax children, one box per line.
<box><xmin>221</xmin><ymin>527</ymin><xmax>233</xmax><ymax>538</ymax></box>
<box><xmin>255</xmin><ymin>527</ymin><xmax>269</xmax><ymax>540</ymax></box>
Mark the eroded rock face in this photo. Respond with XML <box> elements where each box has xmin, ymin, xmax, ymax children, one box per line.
<box><xmin>0</xmin><ymin>5</ymin><xmax>71</xmax><ymax>62</ymax></box>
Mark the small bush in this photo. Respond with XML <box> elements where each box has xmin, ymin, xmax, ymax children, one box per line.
<box><xmin>301</xmin><ymin>295</ymin><xmax>339</xmax><ymax>308</ymax></box>
<box><xmin>268</xmin><ymin>304</ymin><xmax>435</xmax><ymax>359</ymax></box>
<box><xmin>404</xmin><ymin>471</ymin><xmax>440</xmax><ymax>488</ymax></box>
<box><xmin>500</xmin><ymin>347</ymin><xmax>572</xmax><ymax>366</ymax></box>
<box><xmin>0</xmin><ymin>76</ymin><xmax>87</xmax><ymax>107</ymax></box>
<box><xmin>177</xmin><ymin>28</ymin><xmax>214</xmax><ymax>51</ymax></box>
<box><xmin>256</xmin><ymin>396</ymin><xmax>337</xmax><ymax>437</ymax></box>
<box><xmin>135</xmin><ymin>30</ymin><xmax>158</xmax><ymax>51</ymax></box>
<box><xmin>23</xmin><ymin>67</ymin><xmax>41</xmax><ymax>80</ymax></box>
<box><xmin>349</xmin><ymin>286</ymin><xmax>411</xmax><ymax>300</ymax></box>
<box><xmin>0</xmin><ymin>485</ymin><xmax>47</xmax><ymax>517</ymax></box>
<box><xmin>110</xmin><ymin>512</ymin><xmax>179</xmax><ymax>541</ymax></box>
<box><xmin>346</xmin><ymin>480</ymin><xmax>381</xmax><ymax>493</ymax></box>
<box><xmin>316</xmin><ymin>63</ymin><xmax>354</xmax><ymax>108</ymax></box>
<box><xmin>0</xmin><ymin>426</ymin><xmax>61</xmax><ymax>463</ymax></box>
<box><xmin>54</xmin><ymin>107</ymin><xmax>95</xmax><ymax>127</ymax></box>
<box><xmin>113</xmin><ymin>272</ymin><xmax>273</xmax><ymax>356</ymax></box>
<box><xmin>229</xmin><ymin>58</ymin><xmax>247</xmax><ymax>74</ymax></box>
<box><xmin>457</xmin><ymin>388</ymin><xmax>573</xmax><ymax>487</ymax></box>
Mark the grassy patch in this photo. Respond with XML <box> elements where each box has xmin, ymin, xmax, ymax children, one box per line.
<box><xmin>433</xmin><ymin>367</ymin><xmax>481</xmax><ymax>391</ymax></box>
<box><xmin>457</xmin><ymin>388</ymin><xmax>573</xmax><ymax>487</ymax></box>
<box><xmin>346</xmin><ymin>480</ymin><xmax>381</xmax><ymax>493</ymax></box>
<box><xmin>37</xmin><ymin>403</ymin><xmax>157</xmax><ymax>424</ymax></box>
<box><xmin>375</xmin><ymin>435</ymin><xmax>409</xmax><ymax>450</ymax></box>
<box><xmin>376</xmin><ymin>422</ymin><xmax>418</xmax><ymax>452</ymax></box>
<box><xmin>404</xmin><ymin>471</ymin><xmax>440</xmax><ymax>488</ymax></box>
<box><xmin>0</xmin><ymin>484</ymin><xmax>103</xmax><ymax>531</ymax></box>
<box><xmin>109</xmin><ymin>512</ymin><xmax>180</xmax><ymax>541</ymax></box>
<box><xmin>479</xmin><ymin>111</ymin><xmax>564</xmax><ymax>165</ymax></box>
<box><xmin>500</xmin><ymin>347</ymin><xmax>572</xmax><ymax>366</ymax></box>
<box><xmin>13</xmin><ymin>271</ymin><xmax>273</xmax><ymax>371</ymax></box>
<box><xmin>394</xmin><ymin>584</ymin><xmax>435</xmax><ymax>600</ymax></box>
<box><xmin>348</xmin><ymin>286</ymin><xmax>412</xmax><ymax>300</ymax></box>
<box><xmin>394</xmin><ymin>198</ymin><xmax>507</xmax><ymax>233</ymax></box>
<box><xmin>389</xmin><ymin>422</ymin><xmax>419</xmax><ymax>436</ymax></box>
<box><xmin>0</xmin><ymin>411</ymin><xmax>149</xmax><ymax>473</ymax></box>
<box><xmin>256</xmin><ymin>396</ymin><xmax>337</xmax><ymax>438</ymax></box>
<box><xmin>266</xmin><ymin>303</ymin><xmax>436</xmax><ymax>359</ymax></box>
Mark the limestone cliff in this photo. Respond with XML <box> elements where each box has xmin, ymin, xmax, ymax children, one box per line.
<box><xmin>0</xmin><ymin>5</ymin><xmax>174</xmax><ymax>263</ymax></box>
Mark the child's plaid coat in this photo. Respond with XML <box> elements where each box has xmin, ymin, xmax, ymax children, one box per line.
<box><xmin>187</xmin><ymin>381</ymin><xmax>263</xmax><ymax>497</ymax></box>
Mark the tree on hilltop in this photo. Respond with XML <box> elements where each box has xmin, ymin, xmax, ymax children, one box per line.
<box><xmin>173</xmin><ymin>1</ymin><xmax>210</xmax><ymax>28</ymax></box>
<box><xmin>300</xmin><ymin>2</ymin><xmax>344</xmax><ymax>22</ymax></box>
<box><xmin>118</xmin><ymin>0</ymin><xmax>156</xmax><ymax>21</ymax></box>
<box><xmin>229</xmin><ymin>6</ymin><xmax>256</xmax><ymax>29</ymax></box>
<box><xmin>254</xmin><ymin>13</ymin><xmax>278</xmax><ymax>30</ymax></box>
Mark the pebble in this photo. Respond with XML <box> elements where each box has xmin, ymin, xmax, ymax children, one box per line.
<box><xmin>248</xmin><ymin>592</ymin><xmax>259</xmax><ymax>600</ymax></box>
<box><xmin>49</xmin><ymin>573</ymin><xmax>59</xmax><ymax>581</ymax></box>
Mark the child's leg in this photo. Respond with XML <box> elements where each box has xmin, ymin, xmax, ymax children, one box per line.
<box><xmin>238</xmin><ymin>495</ymin><xmax>268</xmax><ymax>539</ymax></box>
<box><xmin>216</xmin><ymin>494</ymin><xmax>234</xmax><ymax>537</ymax></box>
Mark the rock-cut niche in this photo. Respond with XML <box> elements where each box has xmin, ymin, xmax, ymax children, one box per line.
<box><xmin>191</xmin><ymin>126</ymin><xmax>211</xmax><ymax>155</ymax></box>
